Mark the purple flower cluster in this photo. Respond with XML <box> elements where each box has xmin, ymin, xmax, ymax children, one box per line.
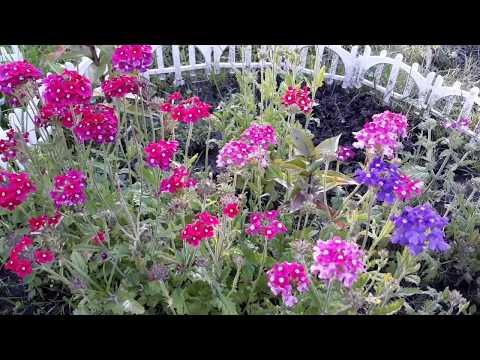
<box><xmin>355</xmin><ymin>157</ymin><xmax>421</xmax><ymax>204</ymax></box>
<box><xmin>391</xmin><ymin>204</ymin><xmax>449</xmax><ymax>255</ymax></box>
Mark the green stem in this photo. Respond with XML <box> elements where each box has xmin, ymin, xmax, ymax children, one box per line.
<box><xmin>184</xmin><ymin>122</ymin><xmax>193</xmax><ymax>164</ymax></box>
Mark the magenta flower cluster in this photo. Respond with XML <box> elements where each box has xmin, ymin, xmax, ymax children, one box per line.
<box><xmin>101</xmin><ymin>75</ymin><xmax>139</xmax><ymax>100</ymax></box>
<box><xmin>391</xmin><ymin>204</ymin><xmax>449</xmax><ymax>255</ymax></box>
<box><xmin>72</xmin><ymin>104</ymin><xmax>119</xmax><ymax>144</ymax></box>
<box><xmin>50</xmin><ymin>169</ymin><xmax>87</xmax><ymax>208</ymax></box>
<box><xmin>42</xmin><ymin>70</ymin><xmax>92</xmax><ymax>108</ymax></box>
<box><xmin>112</xmin><ymin>45</ymin><xmax>154</xmax><ymax>74</ymax></box>
<box><xmin>353</xmin><ymin>111</ymin><xmax>408</xmax><ymax>158</ymax></box>
<box><xmin>245</xmin><ymin>210</ymin><xmax>287</xmax><ymax>240</ymax></box>
<box><xmin>336</xmin><ymin>146</ymin><xmax>356</xmax><ymax>162</ymax></box>
<box><xmin>267</xmin><ymin>262</ymin><xmax>310</xmax><ymax>307</ymax></box>
<box><xmin>217</xmin><ymin>123</ymin><xmax>277</xmax><ymax>169</ymax></box>
<box><xmin>144</xmin><ymin>140</ymin><xmax>179</xmax><ymax>170</ymax></box>
<box><xmin>0</xmin><ymin>60</ymin><xmax>42</xmax><ymax>105</ymax></box>
<box><xmin>160</xmin><ymin>166</ymin><xmax>197</xmax><ymax>193</ymax></box>
<box><xmin>0</xmin><ymin>171</ymin><xmax>37</xmax><ymax>211</ymax></box>
<box><xmin>310</xmin><ymin>236</ymin><xmax>366</xmax><ymax>288</ymax></box>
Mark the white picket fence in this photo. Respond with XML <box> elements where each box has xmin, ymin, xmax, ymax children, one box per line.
<box><xmin>2</xmin><ymin>45</ymin><xmax>480</xmax><ymax>169</ymax></box>
<box><xmin>144</xmin><ymin>45</ymin><xmax>480</xmax><ymax>132</ymax></box>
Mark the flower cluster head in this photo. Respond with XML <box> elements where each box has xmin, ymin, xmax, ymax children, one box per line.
<box><xmin>144</xmin><ymin>140</ymin><xmax>178</xmax><ymax>170</ymax></box>
<box><xmin>101</xmin><ymin>75</ymin><xmax>139</xmax><ymax>100</ymax></box>
<box><xmin>355</xmin><ymin>157</ymin><xmax>422</xmax><ymax>204</ymax></box>
<box><xmin>4</xmin><ymin>236</ymin><xmax>55</xmax><ymax>280</ymax></box>
<box><xmin>281</xmin><ymin>85</ymin><xmax>314</xmax><ymax>113</ymax></box>
<box><xmin>353</xmin><ymin>111</ymin><xmax>408</xmax><ymax>158</ymax></box>
<box><xmin>216</xmin><ymin>140</ymin><xmax>256</xmax><ymax>169</ymax></box>
<box><xmin>240</xmin><ymin>122</ymin><xmax>277</xmax><ymax>150</ymax></box>
<box><xmin>160</xmin><ymin>166</ymin><xmax>197</xmax><ymax>193</ymax></box>
<box><xmin>223</xmin><ymin>202</ymin><xmax>240</xmax><ymax>219</ymax></box>
<box><xmin>391</xmin><ymin>204</ymin><xmax>450</xmax><ymax>255</ymax></box>
<box><xmin>0</xmin><ymin>171</ymin><xmax>36</xmax><ymax>211</ymax></box>
<box><xmin>50</xmin><ymin>169</ymin><xmax>87</xmax><ymax>208</ymax></box>
<box><xmin>161</xmin><ymin>92</ymin><xmax>212</xmax><ymax>124</ymax></box>
<box><xmin>0</xmin><ymin>129</ymin><xmax>18</xmax><ymax>162</ymax></box>
<box><xmin>311</xmin><ymin>236</ymin><xmax>366</xmax><ymax>288</ymax></box>
<box><xmin>0</xmin><ymin>60</ymin><xmax>43</xmax><ymax>105</ymax></box>
<box><xmin>267</xmin><ymin>262</ymin><xmax>310</xmax><ymax>307</ymax></box>
<box><xmin>336</xmin><ymin>146</ymin><xmax>356</xmax><ymax>162</ymax></box>
<box><xmin>42</xmin><ymin>70</ymin><xmax>92</xmax><ymax>108</ymax></box>
<box><xmin>72</xmin><ymin>104</ymin><xmax>119</xmax><ymax>144</ymax></box>
<box><xmin>245</xmin><ymin>210</ymin><xmax>288</xmax><ymax>240</ymax></box>
<box><xmin>444</xmin><ymin>117</ymin><xmax>470</xmax><ymax>132</ymax></box>
<box><xmin>29</xmin><ymin>212</ymin><xmax>63</xmax><ymax>232</ymax></box>
<box><xmin>112</xmin><ymin>45</ymin><xmax>154</xmax><ymax>74</ymax></box>
<box><xmin>217</xmin><ymin>123</ymin><xmax>277</xmax><ymax>170</ymax></box>
<box><xmin>181</xmin><ymin>211</ymin><xmax>219</xmax><ymax>247</ymax></box>
<box><xmin>92</xmin><ymin>231</ymin><xmax>106</xmax><ymax>245</ymax></box>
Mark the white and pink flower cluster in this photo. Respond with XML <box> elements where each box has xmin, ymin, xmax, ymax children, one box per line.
<box><xmin>217</xmin><ymin>122</ymin><xmax>277</xmax><ymax>169</ymax></box>
<box><xmin>267</xmin><ymin>262</ymin><xmax>310</xmax><ymax>307</ymax></box>
<box><xmin>310</xmin><ymin>236</ymin><xmax>366</xmax><ymax>288</ymax></box>
<box><xmin>353</xmin><ymin>111</ymin><xmax>408</xmax><ymax>158</ymax></box>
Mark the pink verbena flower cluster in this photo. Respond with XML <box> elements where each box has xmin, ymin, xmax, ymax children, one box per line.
<box><xmin>245</xmin><ymin>210</ymin><xmax>287</xmax><ymax>240</ymax></box>
<box><xmin>72</xmin><ymin>104</ymin><xmax>119</xmax><ymax>144</ymax></box>
<box><xmin>223</xmin><ymin>202</ymin><xmax>240</xmax><ymax>219</ymax></box>
<box><xmin>0</xmin><ymin>171</ymin><xmax>36</xmax><ymax>211</ymax></box>
<box><xmin>181</xmin><ymin>211</ymin><xmax>219</xmax><ymax>247</ymax></box>
<box><xmin>144</xmin><ymin>140</ymin><xmax>178</xmax><ymax>170</ymax></box>
<box><xmin>161</xmin><ymin>92</ymin><xmax>212</xmax><ymax>124</ymax></box>
<box><xmin>50</xmin><ymin>169</ymin><xmax>87</xmax><ymax>208</ymax></box>
<box><xmin>112</xmin><ymin>45</ymin><xmax>154</xmax><ymax>74</ymax></box>
<box><xmin>29</xmin><ymin>212</ymin><xmax>63</xmax><ymax>232</ymax></box>
<box><xmin>217</xmin><ymin>123</ymin><xmax>277</xmax><ymax>169</ymax></box>
<box><xmin>101</xmin><ymin>75</ymin><xmax>139</xmax><ymax>100</ymax></box>
<box><xmin>336</xmin><ymin>146</ymin><xmax>356</xmax><ymax>162</ymax></box>
<box><xmin>42</xmin><ymin>70</ymin><xmax>92</xmax><ymax>108</ymax></box>
<box><xmin>0</xmin><ymin>60</ymin><xmax>42</xmax><ymax>105</ymax></box>
<box><xmin>267</xmin><ymin>262</ymin><xmax>310</xmax><ymax>307</ymax></box>
<box><xmin>160</xmin><ymin>166</ymin><xmax>197</xmax><ymax>193</ymax></box>
<box><xmin>4</xmin><ymin>235</ymin><xmax>55</xmax><ymax>280</ymax></box>
<box><xmin>0</xmin><ymin>129</ymin><xmax>18</xmax><ymax>162</ymax></box>
<box><xmin>281</xmin><ymin>85</ymin><xmax>314</xmax><ymax>113</ymax></box>
<box><xmin>353</xmin><ymin>111</ymin><xmax>408</xmax><ymax>158</ymax></box>
<box><xmin>310</xmin><ymin>236</ymin><xmax>366</xmax><ymax>288</ymax></box>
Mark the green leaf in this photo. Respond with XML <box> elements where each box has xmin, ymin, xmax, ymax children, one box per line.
<box><xmin>172</xmin><ymin>288</ymin><xmax>187</xmax><ymax>315</ymax></box>
<box><xmin>71</xmin><ymin>251</ymin><xmax>88</xmax><ymax>275</ymax></box>
<box><xmin>274</xmin><ymin>158</ymin><xmax>308</xmax><ymax>171</ymax></box>
<box><xmin>314</xmin><ymin>170</ymin><xmax>358</xmax><ymax>191</ymax></box>
<box><xmin>122</xmin><ymin>299</ymin><xmax>145</xmax><ymax>315</ymax></box>
<box><xmin>291</xmin><ymin>128</ymin><xmax>315</xmax><ymax>157</ymax></box>
<box><xmin>371</xmin><ymin>299</ymin><xmax>405</xmax><ymax>315</ymax></box>
<box><xmin>313</xmin><ymin>134</ymin><xmax>341</xmax><ymax>160</ymax></box>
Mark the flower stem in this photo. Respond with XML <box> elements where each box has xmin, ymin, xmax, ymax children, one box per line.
<box><xmin>184</xmin><ymin>122</ymin><xmax>193</xmax><ymax>165</ymax></box>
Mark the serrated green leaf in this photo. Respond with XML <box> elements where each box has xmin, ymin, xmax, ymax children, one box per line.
<box><xmin>291</xmin><ymin>128</ymin><xmax>315</xmax><ymax>156</ymax></box>
<box><xmin>313</xmin><ymin>134</ymin><xmax>341</xmax><ymax>160</ymax></box>
<box><xmin>122</xmin><ymin>299</ymin><xmax>145</xmax><ymax>315</ymax></box>
<box><xmin>371</xmin><ymin>299</ymin><xmax>405</xmax><ymax>315</ymax></box>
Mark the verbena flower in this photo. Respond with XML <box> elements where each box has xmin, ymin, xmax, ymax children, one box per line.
<box><xmin>355</xmin><ymin>157</ymin><xmax>421</xmax><ymax>204</ymax></box>
<box><xmin>391</xmin><ymin>204</ymin><xmax>450</xmax><ymax>255</ymax></box>
<box><xmin>181</xmin><ymin>211</ymin><xmax>219</xmax><ymax>247</ymax></box>
<box><xmin>92</xmin><ymin>231</ymin><xmax>106</xmax><ymax>245</ymax></box>
<box><xmin>72</xmin><ymin>104</ymin><xmax>119</xmax><ymax>144</ymax></box>
<box><xmin>281</xmin><ymin>86</ymin><xmax>314</xmax><ymax>114</ymax></box>
<box><xmin>144</xmin><ymin>140</ymin><xmax>178</xmax><ymax>170</ymax></box>
<box><xmin>267</xmin><ymin>262</ymin><xmax>310</xmax><ymax>307</ymax></box>
<box><xmin>168</xmin><ymin>95</ymin><xmax>212</xmax><ymax>124</ymax></box>
<box><xmin>101</xmin><ymin>75</ymin><xmax>139</xmax><ymax>99</ymax></box>
<box><xmin>160</xmin><ymin>166</ymin><xmax>197</xmax><ymax>193</ymax></box>
<box><xmin>34</xmin><ymin>249</ymin><xmax>55</xmax><ymax>264</ymax></box>
<box><xmin>50</xmin><ymin>169</ymin><xmax>87</xmax><ymax>208</ymax></box>
<box><xmin>216</xmin><ymin>140</ymin><xmax>256</xmax><ymax>169</ymax></box>
<box><xmin>0</xmin><ymin>171</ymin><xmax>36</xmax><ymax>211</ymax></box>
<box><xmin>223</xmin><ymin>202</ymin><xmax>240</xmax><ymax>219</ymax></box>
<box><xmin>444</xmin><ymin>117</ymin><xmax>470</xmax><ymax>132</ymax></box>
<box><xmin>245</xmin><ymin>210</ymin><xmax>287</xmax><ymax>240</ymax></box>
<box><xmin>4</xmin><ymin>236</ymin><xmax>35</xmax><ymax>279</ymax></box>
<box><xmin>0</xmin><ymin>129</ymin><xmax>18</xmax><ymax>162</ymax></box>
<box><xmin>353</xmin><ymin>111</ymin><xmax>408</xmax><ymax>158</ymax></box>
<box><xmin>311</xmin><ymin>236</ymin><xmax>366</xmax><ymax>288</ymax></box>
<box><xmin>240</xmin><ymin>122</ymin><xmax>277</xmax><ymax>150</ymax></box>
<box><xmin>0</xmin><ymin>60</ymin><xmax>42</xmax><ymax>105</ymax></box>
<box><xmin>112</xmin><ymin>45</ymin><xmax>154</xmax><ymax>74</ymax></box>
<box><xmin>29</xmin><ymin>215</ymin><xmax>48</xmax><ymax>232</ymax></box>
<box><xmin>42</xmin><ymin>70</ymin><xmax>92</xmax><ymax>108</ymax></box>
<box><xmin>336</xmin><ymin>146</ymin><xmax>356</xmax><ymax>162</ymax></box>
